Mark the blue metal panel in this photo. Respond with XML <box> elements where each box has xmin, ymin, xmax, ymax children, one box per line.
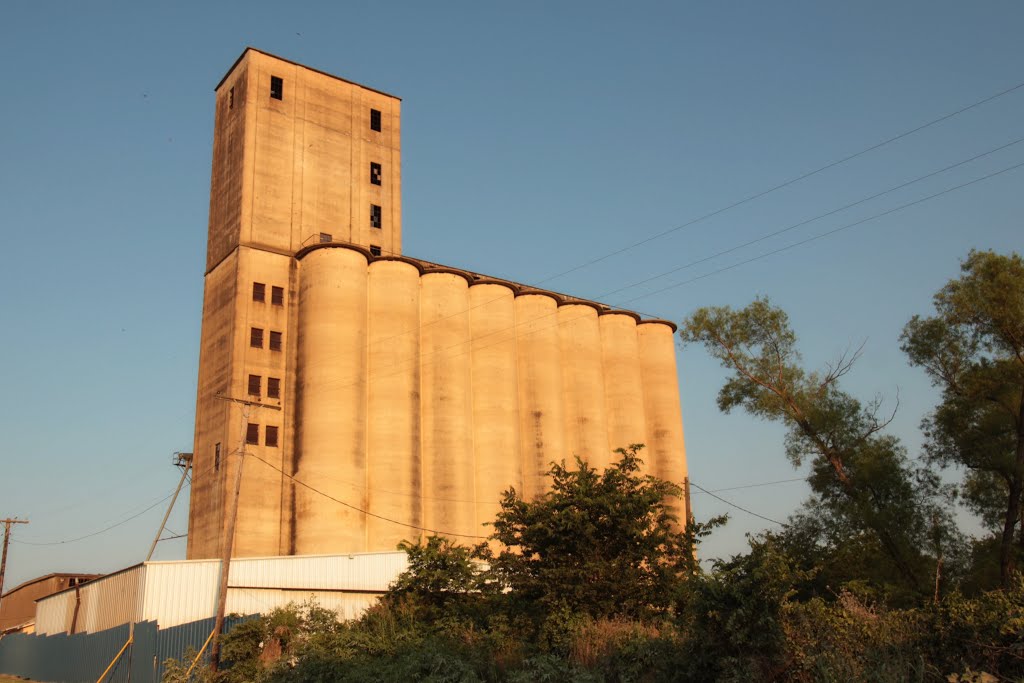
<box><xmin>0</xmin><ymin>623</ymin><xmax>137</xmax><ymax>683</ymax></box>
<box><xmin>0</xmin><ymin>615</ymin><xmax>254</xmax><ymax>683</ymax></box>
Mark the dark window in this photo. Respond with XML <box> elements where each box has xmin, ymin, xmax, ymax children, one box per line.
<box><xmin>270</xmin><ymin>76</ymin><xmax>283</xmax><ymax>100</ymax></box>
<box><xmin>370</xmin><ymin>162</ymin><xmax>382</xmax><ymax>186</ymax></box>
<box><xmin>229</xmin><ymin>87</ymin><xmax>235</xmax><ymax>109</ymax></box>
<box><xmin>246</xmin><ymin>423</ymin><xmax>260</xmax><ymax>445</ymax></box>
<box><xmin>266</xmin><ymin>426</ymin><xmax>279</xmax><ymax>448</ymax></box>
<box><xmin>319</xmin><ymin>232</ymin><xmax>333</xmax><ymax>243</ymax></box>
<box><xmin>271</xmin><ymin>286</ymin><xmax>284</xmax><ymax>306</ymax></box>
<box><xmin>370</xmin><ymin>204</ymin><xmax>382</xmax><ymax>228</ymax></box>
<box><xmin>370</xmin><ymin>108</ymin><xmax>382</xmax><ymax>131</ymax></box>
<box><xmin>267</xmin><ymin>377</ymin><xmax>281</xmax><ymax>399</ymax></box>
<box><xmin>252</xmin><ymin>282</ymin><xmax>265</xmax><ymax>302</ymax></box>
<box><xmin>269</xmin><ymin>330</ymin><xmax>282</xmax><ymax>351</ymax></box>
<box><xmin>248</xmin><ymin>374</ymin><xmax>261</xmax><ymax>397</ymax></box>
<box><xmin>370</xmin><ymin>245</ymin><xmax>382</xmax><ymax>257</ymax></box>
<box><xmin>250</xmin><ymin>327</ymin><xmax>264</xmax><ymax>348</ymax></box>
<box><xmin>214</xmin><ymin>442</ymin><xmax>221</xmax><ymax>472</ymax></box>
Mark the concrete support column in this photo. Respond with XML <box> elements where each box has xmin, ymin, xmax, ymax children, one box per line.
<box><xmin>367</xmin><ymin>260</ymin><xmax>422</xmax><ymax>550</ymax></box>
<box><xmin>558</xmin><ymin>304</ymin><xmax>612</xmax><ymax>472</ymax></box>
<box><xmin>600</xmin><ymin>313</ymin><xmax>648</xmax><ymax>472</ymax></box>
<box><xmin>638</xmin><ymin>322</ymin><xmax>689</xmax><ymax>519</ymax></box>
<box><xmin>469</xmin><ymin>283</ymin><xmax>522</xmax><ymax>532</ymax></box>
<box><xmin>420</xmin><ymin>272</ymin><xmax>476</xmax><ymax>539</ymax></box>
<box><xmin>516</xmin><ymin>294</ymin><xmax>567</xmax><ymax>501</ymax></box>
<box><xmin>294</xmin><ymin>248</ymin><xmax>369</xmax><ymax>553</ymax></box>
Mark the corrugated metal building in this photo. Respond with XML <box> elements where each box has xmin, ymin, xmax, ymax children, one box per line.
<box><xmin>35</xmin><ymin>551</ymin><xmax>407</xmax><ymax>635</ymax></box>
<box><xmin>0</xmin><ymin>573</ymin><xmax>101</xmax><ymax>634</ymax></box>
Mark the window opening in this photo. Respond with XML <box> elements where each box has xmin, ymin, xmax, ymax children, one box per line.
<box><xmin>270</xmin><ymin>76</ymin><xmax>283</xmax><ymax>100</ymax></box>
<box><xmin>370</xmin><ymin>108</ymin><xmax>382</xmax><ymax>131</ymax></box>
<box><xmin>370</xmin><ymin>162</ymin><xmax>382</xmax><ymax>186</ymax></box>
<box><xmin>370</xmin><ymin>204</ymin><xmax>382</xmax><ymax>229</ymax></box>
<box><xmin>214</xmin><ymin>442</ymin><xmax>221</xmax><ymax>472</ymax></box>
<box><xmin>370</xmin><ymin>245</ymin><xmax>382</xmax><ymax>256</ymax></box>
<box><xmin>271</xmin><ymin>286</ymin><xmax>284</xmax><ymax>306</ymax></box>
<box><xmin>269</xmin><ymin>330</ymin><xmax>282</xmax><ymax>351</ymax></box>
<box><xmin>248</xmin><ymin>374</ymin><xmax>261</xmax><ymax>397</ymax></box>
<box><xmin>252</xmin><ymin>282</ymin><xmax>265</xmax><ymax>302</ymax></box>
<box><xmin>267</xmin><ymin>377</ymin><xmax>281</xmax><ymax>399</ymax></box>
<box><xmin>266</xmin><ymin>426</ymin><xmax>279</xmax><ymax>448</ymax></box>
<box><xmin>250</xmin><ymin>327</ymin><xmax>264</xmax><ymax>348</ymax></box>
<box><xmin>229</xmin><ymin>87</ymin><xmax>235</xmax><ymax>109</ymax></box>
<box><xmin>246</xmin><ymin>423</ymin><xmax>260</xmax><ymax>445</ymax></box>
<box><xmin>319</xmin><ymin>232</ymin><xmax>333</xmax><ymax>243</ymax></box>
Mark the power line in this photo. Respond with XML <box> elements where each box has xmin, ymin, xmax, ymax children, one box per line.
<box><xmin>616</xmin><ymin>158</ymin><xmax>1024</xmax><ymax>305</ymax></box>
<box><xmin>247</xmin><ymin>453</ymin><xmax>489</xmax><ymax>539</ymax></box>
<box><xmin>13</xmin><ymin>488</ymin><xmax>184</xmax><ymax>547</ymax></box>
<box><xmin>697</xmin><ymin>476</ymin><xmax>808</xmax><ymax>494</ymax></box>
<box><xmin>689</xmin><ymin>481</ymin><xmax>788</xmax><ymax>527</ymax></box>
<box><xmin>597</xmin><ymin>135</ymin><xmax>1024</xmax><ymax>300</ymax></box>
<box><xmin>534</xmin><ymin>77</ymin><xmax>1024</xmax><ymax>286</ymax></box>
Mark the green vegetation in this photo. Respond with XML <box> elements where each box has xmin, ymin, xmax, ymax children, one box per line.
<box><xmin>165</xmin><ymin>250</ymin><xmax>1024</xmax><ymax>682</ymax></box>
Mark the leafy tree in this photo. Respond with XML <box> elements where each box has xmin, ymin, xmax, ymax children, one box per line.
<box><xmin>389</xmin><ymin>535</ymin><xmax>485</xmax><ymax>611</ymax></box>
<box><xmin>476</xmin><ymin>446</ymin><xmax>721</xmax><ymax>622</ymax></box>
<box><xmin>681</xmin><ymin>298</ymin><xmax>948</xmax><ymax>596</ymax></box>
<box><xmin>901</xmin><ymin>249</ymin><xmax>1024</xmax><ymax>587</ymax></box>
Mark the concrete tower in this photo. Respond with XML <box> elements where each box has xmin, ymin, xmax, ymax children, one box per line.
<box><xmin>187</xmin><ymin>49</ymin><xmax>689</xmax><ymax>560</ymax></box>
<box><xmin>189</xmin><ymin>48</ymin><xmax>401</xmax><ymax>557</ymax></box>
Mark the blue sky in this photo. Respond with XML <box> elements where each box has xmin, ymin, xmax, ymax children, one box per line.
<box><xmin>1</xmin><ymin>1</ymin><xmax>1022</xmax><ymax>588</ymax></box>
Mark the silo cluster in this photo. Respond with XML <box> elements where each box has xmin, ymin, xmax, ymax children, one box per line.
<box><xmin>291</xmin><ymin>244</ymin><xmax>688</xmax><ymax>554</ymax></box>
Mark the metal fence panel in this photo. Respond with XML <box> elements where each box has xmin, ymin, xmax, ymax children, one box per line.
<box><xmin>0</xmin><ymin>622</ymin><xmax>137</xmax><ymax>683</ymax></box>
<box><xmin>0</xmin><ymin>616</ymin><xmax>253</xmax><ymax>683</ymax></box>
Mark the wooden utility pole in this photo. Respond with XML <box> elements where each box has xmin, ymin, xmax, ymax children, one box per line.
<box><xmin>209</xmin><ymin>395</ymin><xmax>279</xmax><ymax>671</ymax></box>
<box><xmin>0</xmin><ymin>518</ymin><xmax>29</xmax><ymax>604</ymax></box>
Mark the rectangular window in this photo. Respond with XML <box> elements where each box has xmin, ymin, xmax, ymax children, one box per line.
<box><xmin>267</xmin><ymin>377</ymin><xmax>281</xmax><ymax>399</ymax></box>
<box><xmin>370</xmin><ymin>162</ymin><xmax>382</xmax><ymax>186</ymax></box>
<box><xmin>370</xmin><ymin>204</ymin><xmax>382</xmax><ymax>228</ymax></box>
<box><xmin>266</xmin><ymin>426</ymin><xmax>279</xmax><ymax>448</ymax></box>
<box><xmin>250</xmin><ymin>327</ymin><xmax>264</xmax><ymax>348</ymax></box>
<box><xmin>247</xmin><ymin>374</ymin><xmax>261</xmax><ymax>397</ymax></box>
<box><xmin>252</xmin><ymin>282</ymin><xmax>265</xmax><ymax>302</ymax></box>
<box><xmin>269</xmin><ymin>330</ymin><xmax>282</xmax><ymax>351</ymax></box>
<box><xmin>271</xmin><ymin>286</ymin><xmax>284</xmax><ymax>306</ymax></box>
<box><xmin>370</xmin><ymin>108</ymin><xmax>382</xmax><ymax>132</ymax></box>
<box><xmin>214</xmin><ymin>442</ymin><xmax>221</xmax><ymax>472</ymax></box>
<box><xmin>229</xmin><ymin>87</ymin><xmax>235</xmax><ymax>109</ymax></box>
<box><xmin>270</xmin><ymin>75</ymin><xmax>283</xmax><ymax>100</ymax></box>
<box><xmin>246</xmin><ymin>423</ymin><xmax>260</xmax><ymax>445</ymax></box>
<box><xmin>370</xmin><ymin>245</ymin><xmax>382</xmax><ymax>257</ymax></box>
<box><xmin>319</xmin><ymin>232</ymin><xmax>333</xmax><ymax>243</ymax></box>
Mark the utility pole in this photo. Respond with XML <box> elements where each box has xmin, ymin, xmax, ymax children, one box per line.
<box><xmin>145</xmin><ymin>453</ymin><xmax>193</xmax><ymax>562</ymax></box>
<box><xmin>209</xmin><ymin>394</ymin><xmax>280</xmax><ymax>671</ymax></box>
<box><xmin>0</xmin><ymin>518</ymin><xmax>29</xmax><ymax>606</ymax></box>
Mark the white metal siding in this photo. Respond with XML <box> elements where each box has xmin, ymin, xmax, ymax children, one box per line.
<box><xmin>34</xmin><ymin>552</ymin><xmax>407</xmax><ymax>633</ymax></box>
<box><xmin>36</xmin><ymin>566</ymin><xmax>146</xmax><ymax>635</ymax></box>
<box><xmin>34</xmin><ymin>590</ymin><xmax>74</xmax><ymax>635</ymax></box>
<box><xmin>142</xmin><ymin>560</ymin><xmax>220</xmax><ymax>628</ymax></box>
<box><xmin>227</xmin><ymin>552</ymin><xmax>408</xmax><ymax>592</ymax></box>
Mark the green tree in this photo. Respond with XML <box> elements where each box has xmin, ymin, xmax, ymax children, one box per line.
<box><xmin>901</xmin><ymin>249</ymin><xmax>1024</xmax><ymax>588</ymax></box>
<box><xmin>681</xmin><ymin>298</ymin><xmax>946</xmax><ymax>597</ymax></box>
<box><xmin>476</xmin><ymin>446</ymin><xmax>721</xmax><ymax>622</ymax></box>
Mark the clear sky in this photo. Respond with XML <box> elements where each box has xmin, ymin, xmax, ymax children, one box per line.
<box><xmin>1</xmin><ymin>1</ymin><xmax>1022</xmax><ymax>589</ymax></box>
